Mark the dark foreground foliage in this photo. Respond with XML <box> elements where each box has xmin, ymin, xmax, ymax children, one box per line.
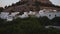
<box><xmin>0</xmin><ymin>17</ymin><xmax>60</xmax><ymax>34</ymax></box>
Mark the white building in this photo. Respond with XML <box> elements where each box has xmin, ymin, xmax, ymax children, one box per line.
<box><xmin>28</xmin><ymin>11</ymin><xmax>36</xmax><ymax>16</ymax></box>
<box><xmin>28</xmin><ymin>11</ymin><xmax>33</xmax><ymax>15</ymax></box>
<box><xmin>6</xmin><ymin>12</ymin><xmax>20</xmax><ymax>21</ymax></box>
<box><xmin>6</xmin><ymin>16</ymin><xmax>13</xmax><ymax>21</ymax></box>
<box><xmin>39</xmin><ymin>10</ymin><xmax>46</xmax><ymax>17</ymax></box>
<box><xmin>39</xmin><ymin>10</ymin><xmax>60</xmax><ymax>19</ymax></box>
<box><xmin>0</xmin><ymin>12</ymin><xmax>20</xmax><ymax>21</ymax></box>
<box><xmin>10</xmin><ymin>12</ymin><xmax>20</xmax><ymax>17</ymax></box>
<box><xmin>0</xmin><ymin>12</ymin><xmax>9</xmax><ymax>19</ymax></box>
<box><xmin>45</xmin><ymin>12</ymin><xmax>56</xmax><ymax>19</ymax></box>
<box><xmin>18</xmin><ymin>12</ymin><xmax>29</xmax><ymax>19</ymax></box>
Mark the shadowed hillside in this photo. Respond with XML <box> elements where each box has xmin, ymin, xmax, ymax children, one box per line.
<box><xmin>0</xmin><ymin>17</ymin><xmax>60</xmax><ymax>34</ymax></box>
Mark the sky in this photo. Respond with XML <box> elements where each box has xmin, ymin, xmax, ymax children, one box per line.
<box><xmin>0</xmin><ymin>0</ymin><xmax>60</xmax><ymax>7</ymax></box>
<box><xmin>0</xmin><ymin>0</ymin><xmax>20</xmax><ymax>7</ymax></box>
<box><xmin>50</xmin><ymin>0</ymin><xmax>60</xmax><ymax>6</ymax></box>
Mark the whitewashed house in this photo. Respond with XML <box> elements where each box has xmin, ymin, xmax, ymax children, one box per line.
<box><xmin>35</xmin><ymin>13</ymin><xmax>40</xmax><ymax>18</ymax></box>
<box><xmin>6</xmin><ymin>15</ymin><xmax>13</xmax><ymax>21</ymax></box>
<box><xmin>0</xmin><ymin>12</ymin><xmax>9</xmax><ymax>19</ymax></box>
<box><xmin>18</xmin><ymin>12</ymin><xmax>29</xmax><ymax>18</ymax></box>
<box><xmin>6</xmin><ymin>12</ymin><xmax>20</xmax><ymax>21</ymax></box>
<box><xmin>45</xmin><ymin>12</ymin><xmax>56</xmax><ymax>19</ymax></box>
<box><xmin>38</xmin><ymin>9</ymin><xmax>60</xmax><ymax>19</ymax></box>
<box><xmin>28</xmin><ymin>11</ymin><xmax>33</xmax><ymax>15</ymax></box>
<box><xmin>10</xmin><ymin>12</ymin><xmax>20</xmax><ymax>17</ymax></box>
<box><xmin>0</xmin><ymin>12</ymin><xmax>20</xmax><ymax>21</ymax></box>
<box><xmin>28</xmin><ymin>11</ymin><xmax>36</xmax><ymax>16</ymax></box>
<box><xmin>55</xmin><ymin>12</ymin><xmax>60</xmax><ymax>17</ymax></box>
<box><xmin>39</xmin><ymin>10</ymin><xmax>46</xmax><ymax>17</ymax></box>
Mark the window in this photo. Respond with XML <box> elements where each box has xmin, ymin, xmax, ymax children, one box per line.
<box><xmin>49</xmin><ymin>14</ymin><xmax>51</xmax><ymax>17</ymax></box>
<box><xmin>55</xmin><ymin>14</ymin><xmax>56</xmax><ymax>17</ymax></box>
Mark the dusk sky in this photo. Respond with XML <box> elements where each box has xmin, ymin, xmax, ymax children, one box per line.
<box><xmin>0</xmin><ymin>0</ymin><xmax>60</xmax><ymax>7</ymax></box>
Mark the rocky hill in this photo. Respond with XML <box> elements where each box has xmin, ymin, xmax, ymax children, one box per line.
<box><xmin>3</xmin><ymin>0</ymin><xmax>60</xmax><ymax>12</ymax></box>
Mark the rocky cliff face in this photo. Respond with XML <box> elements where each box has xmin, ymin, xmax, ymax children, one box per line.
<box><xmin>3</xmin><ymin>0</ymin><xmax>60</xmax><ymax>12</ymax></box>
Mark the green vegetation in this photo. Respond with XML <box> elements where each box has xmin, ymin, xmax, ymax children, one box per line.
<box><xmin>52</xmin><ymin>17</ymin><xmax>60</xmax><ymax>22</ymax></box>
<box><xmin>0</xmin><ymin>17</ymin><xmax>60</xmax><ymax>34</ymax></box>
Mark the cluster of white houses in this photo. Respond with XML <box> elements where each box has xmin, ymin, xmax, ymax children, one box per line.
<box><xmin>0</xmin><ymin>9</ymin><xmax>60</xmax><ymax>21</ymax></box>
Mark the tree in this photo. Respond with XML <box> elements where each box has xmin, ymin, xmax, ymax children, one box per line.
<box><xmin>5</xmin><ymin>6</ymin><xmax>8</xmax><ymax>8</ymax></box>
<box><xmin>12</xmin><ymin>3</ymin><xmax>15</xmax><ymax>6</ymax></box>
<box><xmin>0</xmin><ymin>7</ymin><xmax>4</xmax><ymax>12</ymax></box>
<box><xmin>38</xmin><ymin>16</ymin><xmax>52</xmax><ymax>26</ymax></box>
<box><xmin>16</xmin><ymin>1</ymin><xmax>28</xmax><ymax>5</ymax></box>
<box><xmin>0</xmin><ymin>17</ymin><xmax>60</xmax><ymax>34</ymax></box>
<box><xmin>51</xmin><ymin>17</ymin><xmax>60</xmax><ymax>26</ymax></box>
